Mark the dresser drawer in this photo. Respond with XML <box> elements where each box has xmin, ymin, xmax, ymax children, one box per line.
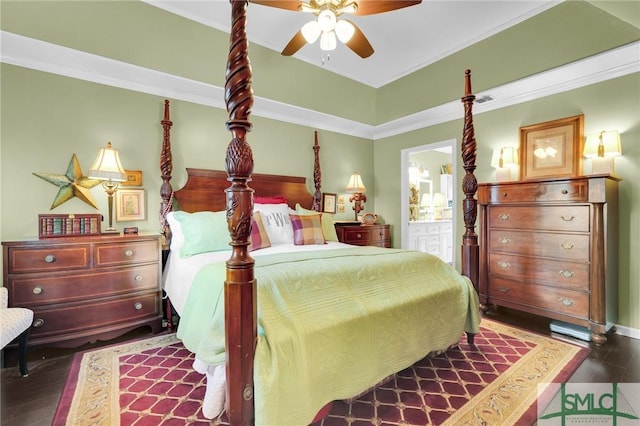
<box><xmin>95</xmin><ymin>239</ymin><xmax>159</xmax><ymax>267</ymax></box>
<box><xmin>5</xmin><ymin>244</ymin><xmax>90</xmax><ymax>274</ymax></box>
<box><xmin>8</xmin><ymin>263</ymin><xmax>160</xmax><ymax>307</ymax></box>
<box><xmin>29</xmin><ymin>291</ymin><xmax>160</xmax><ymax>340</ymax></box>
<box><xmin>489</xmin><ymin>230</ymin><xmax>589</xmax><ymax>261</ymax></box>
<box><xmin>488</xmin><ymin>253</ymin><xmax>588</xmax><ymax>290</ymax></box>
<box><xmin>480</xmin><ymin>179</ymin><xmax>589</xmax><ymax>204</ymax></box>
<box><xmin>489</xmin><ymin>277</ymin><xmax>588</xmax><ymax>320</ymax></box>
<box><xmin>488</xmin><ymin>206</ymin><xmax>590</xmax><ymax>232</ymax></box>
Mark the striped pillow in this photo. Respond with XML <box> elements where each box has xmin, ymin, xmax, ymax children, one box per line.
<box><xmin>249</xmin><ymin>211</ymin><xmax>271</xmax><ymax>251</ymax></box>
<box><xmin>290</xmin><ymin>213</ymin><xmax>326</xmax><ymax>245</ymax></box>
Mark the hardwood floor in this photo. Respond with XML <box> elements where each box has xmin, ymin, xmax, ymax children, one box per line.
<box><xmin>1</xmin><ymin>309</ymin><xmax>638</xmax><ymax>426</ymax></box>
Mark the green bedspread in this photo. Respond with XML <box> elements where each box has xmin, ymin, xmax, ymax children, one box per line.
<box><xmin>177</xmin><ymin>247</ymin><xmax>480</xmax><ymax>426</ymax></box>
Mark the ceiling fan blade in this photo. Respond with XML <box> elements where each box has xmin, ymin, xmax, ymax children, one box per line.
<box><xmin>342</xmin><ymin>20</ymin><xmax>374</xmax><ymax>58</ymax></box>
<box><xmin>281</xmin><ymin>30</ymin><xmax>308</xmax><ymax>56</ymax></box>
<box><xmin>352</xmin><ymin>0</ymin><xmax>422</xmax><ymax>16</ymax></box>
<box><xmin>248</xmin><ymin>0</ymin><xmax>303</xmax><ymax>12</ymax></box>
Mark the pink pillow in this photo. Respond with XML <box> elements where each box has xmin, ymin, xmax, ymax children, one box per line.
<box><xmin>290</xmin><ymin>213</ymin><xmax>325</xmax><ymax>245</ymax></box>
<box><xmin>254</xmin><ymin>195</ymin><xmax>288</xmax><ymax>205</ymax></box>
<box><xmin>249</xmin><ymin>211</ymin><xmax>271</xmax><ymax>251</ymax></box>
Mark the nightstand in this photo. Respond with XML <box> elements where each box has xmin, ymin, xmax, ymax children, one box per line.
<box><xmin>2</xmin><ymin>233</ymin><xmax>163</xmax><ymax>348</ymax></box>
<box><xmin>335</xmin><ymin>223</ymin><xmax>391</xmax><ymax>248</ymax></box>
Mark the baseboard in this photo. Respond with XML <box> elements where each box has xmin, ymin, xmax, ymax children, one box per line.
<box><xmin>550</xmin><ymin>321</ymin><xmax>640</xmax><ymax>342</ymax></box>
<box><xmin>613</xmin><ymin>323</ymin><xmax>640</xmax><ymax>340</ymax></box>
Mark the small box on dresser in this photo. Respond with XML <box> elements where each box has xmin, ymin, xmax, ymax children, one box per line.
<box><xmin>2</xmin><ymin>233</ymin><xmax>163</xmax><ymax>348</ymax></box>
<box><xmin>477</xmin><ymin>175</ymin><xmax>619</xmax><ymax>344</ymax></box>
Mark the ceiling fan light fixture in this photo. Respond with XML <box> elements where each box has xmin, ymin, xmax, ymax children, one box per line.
<box><xmin>336</xmin><ymin>2</ymin><xmax>357</xmax><ymax>15</ymax></box>
<box><xmin>301</xmin><ymin>20</ymin><xmax>321</xmax><ymax>43</ymax></box>
<box><xmin>317</xmin><ymin>9</ymin><xmax>337</xmax><ymax>32</ymax></box>
<box><xmin>320</xmin><ymin>31</ymin><xmax>337</xmax><ymax>51</ymax></box>
<box><xmin>335</xmin><ymin>19</ymin><xmax>355</xmax><ymax>42</ymax></box>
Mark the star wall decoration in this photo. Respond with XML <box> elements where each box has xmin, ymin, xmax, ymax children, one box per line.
<box><xmin>33</xmin><ymin>154</ymin><xmax>102</xmax><ymax>209</ymax></box>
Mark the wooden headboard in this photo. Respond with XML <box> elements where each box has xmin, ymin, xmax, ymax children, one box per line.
<box><xmin>173</xmin><ymin>169</ymin><xmax>315</xmax><ymax>213</ymax></box>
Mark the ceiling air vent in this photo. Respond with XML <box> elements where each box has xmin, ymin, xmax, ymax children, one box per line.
<box><xmin>476</xmin><ymin>95</ymin><xmax>494</xmax><ymax>104</ymax></box>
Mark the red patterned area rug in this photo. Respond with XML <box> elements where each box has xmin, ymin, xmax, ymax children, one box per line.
<box><xmin>52</xmin><ymin>319</ymin><xmax>588</xmax><ymax>426</ymax></box>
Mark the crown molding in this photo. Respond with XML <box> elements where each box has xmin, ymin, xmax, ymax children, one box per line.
<box><xmin>2</xmin><ymin>31</ymin><xmax>638</xmax><ymax>140</ymax></box>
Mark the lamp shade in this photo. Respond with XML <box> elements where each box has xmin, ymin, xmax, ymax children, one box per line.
<box><xmin>345</xmin><ymin>173</ymin><xmax>366</xmax><ymax>193</ymax></box>
<box><xmin>432</xmin><ymin>193</ymin><xmax>447</xmax><ymax>207</ymax></box>
<box><xmin>88</xmin><ymin>141</ymin><xmax>126</xmax><ymax>181</ymax></box>
<box><xmin>490</xmin><ymin>147</ymin><xmax>518</xmax><ymax>168</ymax></box>
<box><xmin>584</xmin><ymin>131</ymin><xmax>622</xmax><ymax>158</ymax></box>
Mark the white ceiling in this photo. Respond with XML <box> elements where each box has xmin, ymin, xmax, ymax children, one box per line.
<box><xmin>147</xmin><ymin>0</ymin><xmax>560</xmax><ymax>88</ymax></box>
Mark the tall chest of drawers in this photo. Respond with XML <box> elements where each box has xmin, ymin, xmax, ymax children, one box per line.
<box><xmin>478</xmin><ymin>175</ymin><xmax>619</xmax><ymax>344</ymax></box>
<box><xmin>2</xmin><ymin>234</ymin><xmax>163</xmax><ymax>347</ymax></box>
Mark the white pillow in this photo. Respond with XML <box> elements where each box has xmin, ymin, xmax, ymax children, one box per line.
<box><xmin>254</xmin><ymin>203</ymin><xmax>294</xmax><ymax>244</ymax></box>
<box><xmin>166</xmin><ymin>211</ymin><xmax>184</xmax><ymax>253</ymax></box>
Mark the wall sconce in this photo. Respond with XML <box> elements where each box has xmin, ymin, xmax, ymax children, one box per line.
<box><xmin>88</xmin><ymin>142</ymin><xmax>127</xmax><ymax>233</ymax></box>
<box><xmin>490</xmin><ymin>146</ymin><xmax>518</xmax><ymax>181</ymax></box>
<box><xmin>583</xmin><ymin>131</ymin><xmax>622</xmax><ymax>175</ymax></box>
<box><xmin>345</xmin><ymin>172</ymin><xmax>366</xmax><ymax>221</ymax></box>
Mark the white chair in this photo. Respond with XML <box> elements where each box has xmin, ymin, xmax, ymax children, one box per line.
<box><xmin>0</xmin><ymin>287</ymin><xmax>33</xmax><ymax>377</ymax></box>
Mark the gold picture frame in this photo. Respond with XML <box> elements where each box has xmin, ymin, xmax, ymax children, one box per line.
<box><xmin>115</xmin><ymin>189</ymin><xmax>145</xmax><ymax>221</ymax></box>
<box><xmin>519</xmin><ymin>114</ymin><xmax>584</xmax><ymax>180</ymax></box>
<box><xmin>122</xmin><ymin>170</ymin><xmax>143</xmax><ymax>186</ymax></box>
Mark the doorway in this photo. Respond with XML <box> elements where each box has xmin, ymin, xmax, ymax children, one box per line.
<box><xmin>400</xmin><ymin>139</ymin><xmax>457</xmax><ymax>264</ymax></box>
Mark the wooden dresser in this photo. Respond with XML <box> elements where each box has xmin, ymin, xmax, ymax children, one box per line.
<box><xmin>2</xmin><ymin>233</ymin><xmax>163</xmax><ymax>347</ymax></box>
<box><xmin>335</xmin><ymin>224</ymin><xmax>391</xmax><ymax>248</ymax></box>
<box><xmin>478</xmin><ymin>175</ymin><xmax>619</xmax><ymax>344</ymax></box>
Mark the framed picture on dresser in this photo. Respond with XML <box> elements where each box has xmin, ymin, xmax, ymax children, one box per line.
<box><xmin>519</xmin><ymin>114</ymin><xmax>584</xmax><ymax>180</ymax></box>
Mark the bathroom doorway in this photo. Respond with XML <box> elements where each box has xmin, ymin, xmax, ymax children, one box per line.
<box><xmin>400</xmin><ymin>139</ymin><xmax>457</xmax><ymax>264</ymax></box>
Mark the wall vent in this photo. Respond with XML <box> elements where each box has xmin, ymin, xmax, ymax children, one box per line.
<box><xmin>476</xmin><ymin>95</ymin><xmax>494</xmax><ymax>104</ymax></box>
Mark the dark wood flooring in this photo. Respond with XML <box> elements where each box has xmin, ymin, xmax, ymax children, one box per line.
<box><xmin>1</xmin><ymin>308</ymin><xmax>639</xmax><ymax>426</ymax></box>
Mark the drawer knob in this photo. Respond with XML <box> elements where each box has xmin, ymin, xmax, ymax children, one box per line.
<box><xmin>356</xmin><ymin>233</ymin><xmax>362</xmax><ymax>239</ymax></box>
<box><xmin>498</xmin><ymin>214</ymin><xmax>510</xmax><ymax>221</ymax></box>
<box><xmin>44</xmin><ymin>254</ymin><xmax>56</xmax><ymax>263</ymax></box>
<box><xmin>498</xmin><ymin>238</ymin><xmax>511</xmax><ymax>245</ymax></box>
<box><xmin>135</xmin><ymin>274</ymin><xmax>143</xmax><ymax>282</ymax></box>
<box><xmin>560</xmin><ymin>242</ymin><xmax>575</xmax><ymax>250</ymax></box>
<box><xmin>32</xmin><ymin>318</ymin><xmax>45</xmax><ymax>328</ymax></box>
<box><xmin>502</xmin><ymin>192</ymin><xmax>508</xmax><ymax>197</ymax></box>
<box><xmin>125</xmin><ymin>249</ymin><xmax>134</xmax><ymax>257</ymax></box>
<box><xmin>560</xmin><ymin>215</ymin><xmax>575</xmax><ymax>222</ymax></box>
<box><xmin>559</xmin><ymin>270</ymin><xmax>575</xmax><ymax>278</ymax></box>
<box><xmin>134</xmin><ymin>302</ymin><xmax>143</xmax><ymax>310</ymax></box>
<box><xmin>561</xmin><ymin>189</ymin><xmax>569</xmax><ymax>194</ymax></box>
<box><xmin>32</xmin><ymin>286</ymin><xmax>44</xmax><ymax>295</ymax></box>
<box><xmin>498</xmin><ymin>287</ymin><xmax>510</xmax><ymax>293</ymax></box>
<box><xmin>559</xmin><ymin>297</ymin><xmax>575</xmax><ymax>307</ymax></box>
<box><xmin>497</xmin><ymin>261</ymin><xmax>510</xmax><ymax>269</ymax></box>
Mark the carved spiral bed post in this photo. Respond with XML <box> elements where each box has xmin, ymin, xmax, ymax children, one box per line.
<box><xmin>312</xmin><ymin>130</ymin><xmax>322</xmax><ymax>211</ymax></box>
<box><xmin>460</xmin><ymin>70</ymin><xmax>480</xmax><ymax>293</ymax></box>
<box><xmin>224</xmin><ymin>1</ymin><xmax>256</xmax><ymax>424</ymax></box>
<box><xmin>159</xmin><ymin>99</ymin><xmax>173</xmax><ymax>254</ymax></box>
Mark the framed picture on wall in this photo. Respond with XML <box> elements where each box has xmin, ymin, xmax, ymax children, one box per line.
<box><xmin>116</xmin><ymin>189</ymin><xmax>146</xmax><ymax>221</ymax></box>
<box><xmin>121</xmin><ymin>170</ymin><xmax>143</xmax><ymax>186</ymax></box>
<box><xmin>519</xmin><ymin>114</ymin><xmax>584</xmax><ymax>180</ymax></box>
<box><xmin>322</xmin><ymin>192</ymin><xmax>337</xmax><ymax>214</ymax></box>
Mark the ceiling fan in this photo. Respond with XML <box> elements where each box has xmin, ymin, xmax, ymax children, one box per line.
<box><xmin>249</xmin><ymin>0</ymin><xmax>422</xmax><ymax>58</ymax></box>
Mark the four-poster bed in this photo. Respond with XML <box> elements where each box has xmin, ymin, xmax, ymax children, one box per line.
<box><xmin>158</xmin><ymin>1</ymin><xmax>482</xmax><ymax>424</ymax></box>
